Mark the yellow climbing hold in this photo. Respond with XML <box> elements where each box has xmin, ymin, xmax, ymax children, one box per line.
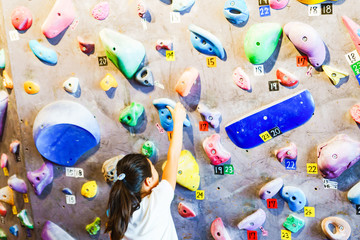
<box><xmin>0</xmin><ymin>186</ymin><xmax>14</xmax><ymax>205</ymax></box>
<box><xmin>322</xmin><ymin>65</ymin><xmax>349</xmax><ymax>85</ymax></box>
<box><xmin>100</xmin><ymin>73</ymin><xmax>118</xmax><ymax>91</ymax></box>
<box><xmin>81</xmin><ymin>180</ymin><xmax>98</xmax><ymax>198</ymax></box>
<box><xmin>162</xmin><ymin>150</ymin><xmax>200</xmax><ymax>191</ymax></box>
<box><xmin>23</xmin><ymin>81</ymin><xmax>40</xmax><ymax>94</ymax></box>
<box><xmin>297</xmin><ymin>0</ymin><xmax>337</xmax><ymax>4</ymax></box>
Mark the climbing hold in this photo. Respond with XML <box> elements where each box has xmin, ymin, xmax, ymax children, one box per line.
<box><xmin>102</xmin><ymin>155</ymin><xmax>123</xmax><ymax>182</ymax></box>
<box><xmin>0</xmin><ymin>228</ymin><xmax>6</xmax><ymax>239</ymax></box>
<box><xmin>188</xmin><ymin>24</ymin><xmax>225</xmax><ymax>59</ymax></box>
<box><xmin>41</xmin><ymin>221</ymin><xmax>76</xmax><ymax>240</ymax></box>
<box><xmin>350</xmin><ymin>104</ymin><xmax>360</xmax><ymax>124</ymax></box>
<box><xmin>0</xmin><ymin>203</ymin><xmax>6</xmax><ymax>216</ymax></box>
<box><xmin>17</xmin><ymin>209</ymin><xmax>34</xmax><ymax>229</ymax></box>
<box><xmin>156</xmin><ymin>39</ymin><xmax>173</xmax><ymax>51</ymax></box>
<box><xmin>284</xmin><ymin>22</ymin><xmax>326</xmax><ymax>67</ymax></box>
<box><xmin>275</xmin><ymin>142</ymin><xmax>297</xmax><ymax>162</ymax></box>
<box><xmin>225</xmin><ymin>89</ymin><xmax>315</xmax><ymax>149</ymax></box>
<box><xmin>8</xmin><ymin>174</ymin><xmax>27</xmax><ymax>193</ymax></box>
<box><xmin>283</xmin><ymin>214</ymin><xmax>305</xmax><ymax>233</ymax></box>
<box><xmin>342</xmin><ymin>16</ymin><xmax>360</xmax><ymax>56</ymax></box>
<box><xmin>223</xmin><ymin>0</ymin><xmax>249</xmax><ymax>25</ymax></box>
<box><xmin>9</xmin><ymin>224</ymin><xmax>18</xmax><ymax>236</ymax></box>
<box><xmin>178</xmin><ymin>202</ymin><xmax>196</xmax><ymax>218</ymax></box>
<box><xmin>347</xmin><ymin>181</ymin><xmax>360</xmax><ymax>204</ymax></box>
<box><xmin>259</xmin><ymin>177</ymin><xmax>284</xmax><ymax>200</ymax></box>
<box><xmin>2</xmin><ymin>70</ymin><xmax>13</xmax><ymax>89</ymax></box>
<box><xmin>0</xmin><ymin>49</ymin><xmax>5</xmax><ymax>69</ymax></box>
<box><xmin>24</xmin><ymin>81</ymin><xmax>40</xmax><ymax>94</ymax></box>
<box><xmin>137</xmin><ymin>1</ymin><xmax>147</xmax><ymax>18</ymax></box>
<box><xmin>41</xmin><ymin>0</ymin><xmax>76</xmax><ymax>39</ymax></box>
<box><xmin>119</xmin><ymin>102</ymin><xmax>145</xmax><ymax>127</ymax></box>
<box><xmin>63</xmin><ymin>77</ymin><xmax>79</xmax><ymax>94</ymax></box>
<box><xmin>172</xmin><ymin>0</ymin><xmax>195</xmax><ymax>12</ymax></box>
<box><xmin>27</xmin><ymin>162</ymin><xmax>54</xmax><ymax>195</ymax></box>
<box><xmin>86</xmin><ymin>217</ymin><xmax>101</xmax><ymax>235</ymax></box>
<box><xmin>175</xmin><ymin>67</ymin><xmax>199</xmax><ymax>97</ymax></box>
<box><xmin>276</xmin><ymin>68</ymin><xmax>299</xmax><ymax>87</ymax></box>
<box><xmin>141</xmin><ymin>141</ymin><xmax>156</xmax><ymax>158</ymax></box>
<box><xmin>211</xmin><ymin>217</ymin><xmax>231</xmax><ymax>240</ymax></box>
<box><xmin>62</xmin><ymin>188</ymin><xmax>73</xmax><ymax>195</ymax></box>
<box><xmin>29</xmin><ymin>40</ymin><xmax>58</xmax><ymax>65</ymax></box>
<box><xmin>77</xmin><ymin>36</ymin><xmax>95</xmax><ymax>55</ymax></box>
<box><xmin>9</xmin><ymin>140</ymin><xmax>20</xmax><ymax>154</ymax></box>
<box><xmin>203</xmin><ymin>134</ymin><xmax>231</xmax><ymax>165</ymax></box>
<box><xmin>322</xmin><ymin>65</ymin><xmax>348</xmax><ymax>85</ymax></box>
<box><xmin>153</xmin><ymin>98</ymin><xmax>191</xmax><ymax>132</ymax></box>
<box><xmin>100</xmin><ymin>73</ymin><xmax>118</xmax><ymax>91</ymax></box>
<box><xmin>0</xmin><ymin>91</ymin><xmax>8</xmax><ymax>139</ymax></box>
<box><xmin>233</xmin><ymin>67</ymin><xmax>251</xmax><ymax>91</ymax></box>
<box><xmin>0</xmin><ymin>154</ymin><xmax>7</xmax><ymax>168</ymax></box>
<box><xmin>92</xmin><ymin>2</ymin><xmax>109</xmax><ymax>20</ymax></box>
<box><xmin>99</xmin><ymin>28</ymin><xmax>146</xmax><ymax>79</ymax></box>
<box><xmin>135</xmin><ymin>67</ymin><xmax>154</xmax><ymax>86</ymax></box>
<box><xmin>270</xmin><ymin>0</ymin><xmax>289</xmax><ymax>10</ymax></box>
<box><xmin>11</xmin><ymin>6</ymin><xmax>33</xmax><ymax>31</ymax></box>
<box><xmin>162</xmin><ymin>150</ymin><xmax>200</xmax><ymax>191</ymax></box>
<box><xmin>280</xmin><ymin>186</ymin><xmax>307</xmax><ymax>212</ymax></box>
<box><xmin>244</xmin><ymin>23</ymin><xmax>282</xmax><ymax>65</ymax></box>
<box><xmin>317</xmin><ymin>134</ymin><xmax>360</xmax><ymax>179</ymax></box>
<box><xmin>297</xmin><ymin>0</ymin><xmax>338</xmax><ymax>4</ymax></box>
<box><xmin>237</xmin><ymin>209</ymin><xmax>266</xmax><ymax>230</ymax></box>
<box><xmin>33</xmin><ymin>101</ymin><xmax>101</xmax><ymax>166</ymax></box>
<box><xmin>0</xmin><ymin>186</ymin><xmax>14</xmax><ymax>205</ymax></box>
<box><xmin>197</xmin><ymin>103</ymin><xmax>221</xmax><ymax>129</ymax></box>
<box><xmin>321</xmin><ymin>216</ymin><xmax>351</xmax><ymax>240</ymax></box>
<box><xmin>81</xmin><ymin>181</ymin><xmax>98</xmax><ymax>198</ymax></box>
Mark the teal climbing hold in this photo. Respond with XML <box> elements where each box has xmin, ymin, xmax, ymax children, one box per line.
<box><xmin>0</xmin><ymin>49</ymin><xmax>5</xmax><ymax>69</ymax></box>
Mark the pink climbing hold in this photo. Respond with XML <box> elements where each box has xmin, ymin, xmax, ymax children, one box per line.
<box><xmin>269</xmin><ymin>0</ymin><xmax>289</xmax><ymax>10</ymax></box>
<box><xmin>203</xmin><ymin>134</ymin><xmax>231</xmax><ymax>165</ymax></box>
<box><xmin>10</xmin><ymin>140</ymin><xmax>20</xmax><ymax>154</ymax></box>
<box><xmin>77</xmin><ymin>36</ymin><xmax>95</xmax><ymax>55</ymax></box>
<box><xmin>175</xmin><ymin>68</ymin><xmax>199</xmax><ymax>97</ymax></box>
<box><xmin>350</xmin><ymin>104</ymin><xmax>360</xmax><ymax>124</ymax></box>
<box><xmin>11</xmin><ymin>6</ymin><xmax>33</xmax><ymax>31</ymax></box>
<box><xmin>276</xmin><ymin>68</ymin><xmax>299</xmax><ymax>87</ymax></box>
<box><xmin>211</xmin><ymin>218</ymin><xmax>232</xmax><ymax>240</ymax></box>
<box><xmin>0</xmin><ymin>202</ymin><xmax>6</xmax><ymax>217</ymax></box>
<box><xmin>92</xmin><ymin>2</ymin><xmax>110</xmax><ymax>20</ymax></box>
<box><xmin>275</xmin><ymin>142</ymin><xmax>297</xmax><ymax>162</ymax></box>
<box><xmin>137</xmin><ymin>1</ymin><xmax>147</xmax><ymax>18</ymax></box>
<box><xmin>41</xmin><ymin>0</ymin><xmax>76</xmax><ymax>39</ymax></box>
<box><xmin>156</xmin><ymin>39</ymin><xmax>173</xmax><ymax>51</ymax></box>
<box><xmin>178</xmin><ymin>202</ymin><xmax>196</xmax><ymax>218</ymax></box>
<box><xmin>233</xmin><ymin>67</ymin><xmax>251</xmax><ymax>91</ymax></box>
<box><xmin>0</xmin><ymin>153</ymin><xmax>7</xmax><ymax>168</ymax></box>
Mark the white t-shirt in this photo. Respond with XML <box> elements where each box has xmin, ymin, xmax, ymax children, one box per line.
<box><xmin>123</xmin><ymin>180</ymin><xmax>178</xmax><ymax>240</ymax></box>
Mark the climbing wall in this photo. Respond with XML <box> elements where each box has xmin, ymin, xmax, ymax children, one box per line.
<box><xmin>1</xmin><ymin>0</ymin><xmax>360</xmax><ymax>239</ymax></box>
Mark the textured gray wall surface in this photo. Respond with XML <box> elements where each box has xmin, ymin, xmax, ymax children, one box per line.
<box><xmin>1</xmin><ymin>0</ymin><xmax>360</xmax><ymax>239</ymax></box>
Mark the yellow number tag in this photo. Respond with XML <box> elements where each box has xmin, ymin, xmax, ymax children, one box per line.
<box><xmin>166</xmin><ymin>51</ymin><xmax>175</xmax><ymax>61</ymax></box>
<box><xmin>304</xmin><ymin>206</ymin><xmax>315</xmax><ymax>217</ymax></box>
<box><xmin>23</xmin><ymin>194</ymin><xmax>29</xmax><ymax>203</ymax></box>
<box><xmin>3</xmin><ymin>167</ymin><xmax>9</xmax><ymax>176</ymax></box>
<box><xmin>196</xmin><ymin>190</ymin><xmax>205</xmax><ymax>200</ymax></box>
<box><xmin>307</xmin><ymin>163</ymin><xmax>318</xmax><ymax>174</ymax></box>
<box><xmin>281</xmin><ymin>230</ymin><xmax>291</xmax><ymax>240</ymax></box>
<box><xmin>206</xmin><ymin>57</ymin><xmax>216</xmax><ymax>68</ymax></box>
<box><xmin>259</xmin><ymin>131</ymin><xmax>272</xmax><ymax>142</ymax></box>
<box><xmin>12</xmin><ymin>205</ymin><xmax>17</xmax><ymax>215</ymax></box>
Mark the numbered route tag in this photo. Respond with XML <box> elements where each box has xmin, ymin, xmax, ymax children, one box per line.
<box><xmin>3</xmin><ymin>167</ymin><xmax>9</xmax><ymax>176</ymax></box>
<box><xmin>166</xmin><ymin>51</ymin><xmax>175</xmax><ymax>61</ymax></box>
<box><xmin>304</xmin><ymin>206</ymin><xmax>315</xmax><ymax>217</ymax></box>
<box><xmin>70</xmin><ymin>18</ymin><xmax>79</xmax><ymax>30</ymax></box>
<box><xmin>285</xmin><ymin>159</ymin><xmax>296</xmax><ymax>170</ymax></box>
<box><xmin>9</xmin><ymin>30</ymin><xmax>20</xmax><ymax>41</ymax></box>
<box><xmin>0</xmin><ymin>216</ymin><xmax>4</xmax><ymax>224</ymax></box>
<box><xmin>254</xmin><ymin>65</ymin><xmax>264</xmax><ymax>76</ymax></box>
<box><xmin>307</xmin><ymin>163</ymin><xmax>318</xmax><ymax>174</ymax></box>
<box><xmin>345</xmin><ymin>50</ymin><xmax>360</xmax><ymax>65</ymax></box>
<box><xmin>199</xmin><ymin>121</ymin><xmax>209</xmax><ymax>131</ymax></box>
<box><xmin>258</xmin><ymin>0</ymin><xmax>269</xmax><ymax>5</ymax></box>
<box><xmin>296</xmin><ymin>56</ymin><xmax>308</xmax><ymax>67</ymax></box>
<box><xmin>206</xmin><ymin>57</ymin><xmax>216</xmax><ymax>68</ymax></box>
<box><xmin>66</xmin><ymin>195</ymin><xmax>76</xmax><ymax>205</ymax></box>
<box><xmin>259</xmin><ymin>131</ymin><xmax>272</xmax><ymax>142</ymax></box>
<box><xmin>155</xmin><ymin>123</ymin><xmax>165</xmax><ymax>133</ymax></box>
<box><xmin>167</xmin><ymin>131</ymin><xmax>173</xmax><ymax>141</ymax></box>
<box><xmin>214</xmin><ymin>165</ymin><xmax>224</xmax><ymax>175</ymax></box>
<box><xmin>267</xmin><ymin>198</ymin><xmax>278</xmax><ymax>209</ymax></box>
<box><xmin>23</xmin><ymin>194</ymin><xmax>29</xmax><ymax>203</ymax></box>
<box><xmin>308</xmin><ymin>4</ymin><xmax>321</xmax><ymax>16</ymax></box>
<box><xmin>224</xmin><ymin>164</ymin><xmax>234</xmax><ymax>175</ymax></box>
<box><xmin>259</xmin><ymin>6</ymin><xmax>271</xmax><ymax>17</ymax></box>
<box><xmin>74</xmin><ymin>168</ymin><xmax>84</xmax><ymax>178</ymax></box>
<box><xmin>351</xmin><ymin>62</ymin><xmax>360</xmax><ymax>84</ymax></box>
<box><xmin>98</xmin><ymin>56</ymin><xmax>108</xmax><ymax>66</ymax></box>
<box><xmin>170</xmin><ymin>12</ymin><xmax>181</xmax><ymax>23</ymax></box>
<box><xmin>196</xmin><ymin>190</ymin><xmax>205</xmax><ymax>200</ymax></box>
<box><xmin>65</xmin><ymin>167</ymin><xmax>84</xmax><ymax>178</ymax></box>
<box><xmin>260</xmin><ymin>126</ymin><xmax>282</xmax><ymax>142</ymax></box>
<box><xmin>247</xmin><ymin>230</ymin><xmax>258</xmax><ymax>240</ymax></box>
<box><xmin>268</xmin><ymin>81</ymin><xmax>279</xmax><ymax>91</ymax></box>
<box><xmin>281</xmin><ymin>229</ymin><xmax>291</xmax><ymax>240</ymax></box>
<box><xmin>321</xmin><ymin>3</ymin><xmax>333</xmax><ymax>15</ymax></box>
<box><xmin>356</xmin><ymin>205</ymin><xmax>360</xmax><ymax>215</ymax></box>
<box><xmin>12</xmin><ymin>205</ymin><xmax>17</xmax><ymax>215</ymax></box>
<box><xmin>323</xmin><ymin>179</ymin><xmax>338</xmax><ymax>189</ymax></box>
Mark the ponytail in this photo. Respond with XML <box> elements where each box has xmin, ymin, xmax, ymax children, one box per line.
<box><xmin>105</xmin><ymin>154</ymin><xmax>152</xmax><ymax>240</ymax></box>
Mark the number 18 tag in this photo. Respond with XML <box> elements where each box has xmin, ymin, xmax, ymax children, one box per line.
<box><xmin>308</xmin><ymin>4</ymin><xmax>321</xmax><ymax>16</ymax></box>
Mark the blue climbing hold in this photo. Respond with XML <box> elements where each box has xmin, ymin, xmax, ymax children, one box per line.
<box><xmin>29</xmin><ymin>40</ymin><xmax>57</xmax><ymax>65</ymax></box>
<box><xmin>62</xmin><ymin>188</ymin><xmax>73</xmax><ymax>195</ymax></box>
<box><xmin>280</xmin><ymin>186</ymin><xmax>307</xmax><ymax>212</ymax></box>
<box><xmin>172</xmin><ymin>0</ymin><xmax>195</xmax><ymax>12</ymax></box>
<box><xmin>9</xmin><ymin>224</ymin><xmax>19</xmax><ymax>236</ymax></box>
<box><xmin>223</xmin><ymin>0</ymin><xmax>249</xmax><ymax>25</ymax></box>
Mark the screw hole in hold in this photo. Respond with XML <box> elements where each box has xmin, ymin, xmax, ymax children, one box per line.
<box><xmin>217</xmin><ymin>232</ymin><xmax>221</xmax><ymax>237</ymax></box>
<box><xmin>209</xmin><ymin>48</ymin><xmax>213</xmax><ymax>52</ymax></box>
<box><xmin>144</xmin><ymin>80</ymin><xmax>149</xmax><ymax>84</ymax></box>
<box><xmin>263</xmin><ymin>116</ymin><xmax>267</xmax><ymax>120</ymax></box>
<box><xmin>302</xmin><ymin>36</ymin><xmax>307</xmax><ymax>42</ymax></box>
<box><xmin>299</xmin><ymin>201</ymin><xmax>302</xmax><ymax>204</ymax></box>
<box><xmin>283</xmin><ymin>75</ymin><xmax>288</xmax><ymax>80</ymax></box>
<box><xmin>229</xmin><ymin>9</ymin><xmax>241</xmax><ymax>14</ymax></box>
<box><xmin>113</xmin><ymin>47</ymin><xmax>116</xmax><ymax>51</ymax></box>
<box><xmin>195</xmin><ymin>36</ymin><xmax>198</xmax><ymax>39</ymax></box>
<box><xmin>141</xmin><ymin>70</ymin><xmax>147</xmax><ymax>78</ymax></box>
<box><xmin>314</xmin><ymin>187</ymin><xmax>318</xmax><ymax>190</ymax></box>
<box><xmin>57</xmin><ymin>13</ymin><xmax>61</xmax><ymax>16</ymax></box>
<box><xmin>217</xmin><ymin>187</ymin><xmax>220</xmax><ymax>190</ymax></box>
<box><xmin>25</xmin><ymin>148</ymin><xmax>29</xmax><ymax>151</ymax></box>
<box><xmin>266</xmin><ymin>190</ymin><xmax>271</xmax><ymax>194</ymax></box>
<box><xmin>183</xmin><ymin>210</ymin><xmax>187</xmax><ymax>213</ymax></box>
<box><xmin>62</xmin><ymin>205</ymin><xmax>65</xmax><ymax>208</ymax></box>
<box><xmin>291</xmin><ymin>196</ymin><xmax>296</xmax><ymax>200</ymax></box>
<box><xmin>36</xmin><ymin>177</ymin><xmax>40</xmax><ymax>181</ymax></box>
<box><xmin>256</xmin><ymin>42</ymin><xmax>260</xmax><ymax>46</ymax></box>
<box><xmin>202</xmin><ymin>40</ymin><xmax>206</xmax><ymax>45</ymax></box>
<box><xmin>167</xmin><ymin>116</ymin><xmax>172</xmax><ymax>120</ymax></box>
<box><xmin>331</xmin><ymin>73</ymin><xmax>336</xmax><ymax>77</ymax></box>
<box><xmin>246</xmin><ymin>150</ymin><xmax>248</xmax><ymax>152</ymax></box>
<box><xmin>127</xmin><ymin>116</ymin><xmax>131</xmax><ymax>120</ymax></box>
<box><xmin>250</xmin><ymin>222</ymin><xmax>254</xmax><ymax>226</ymax></box>
<box><xmin>178</xmin><ymin>170</ymin><xmax>182</xmax><ymax>174</ymax></box>
<box><xmin>2</xmin><ymin>195</ymin><xmax>6</xmax><ymax>198</ymax></box>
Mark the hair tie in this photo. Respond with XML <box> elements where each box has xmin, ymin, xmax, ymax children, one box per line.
<box><xmin>117</xmin><ymin>173</ymin><xmax>126</xmax><ymax>181</ymax></box>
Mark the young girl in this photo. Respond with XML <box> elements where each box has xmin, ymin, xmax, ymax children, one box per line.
<box><xmin>105</xmin><ymin>102</ymin><xmax>186</xmax><ymax>240</ymax></box>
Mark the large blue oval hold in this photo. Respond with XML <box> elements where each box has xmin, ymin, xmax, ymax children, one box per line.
<box><xmin>33</xmin><ymin>101</ymin><xmax>100</xmax><ymax>166</ymax></box>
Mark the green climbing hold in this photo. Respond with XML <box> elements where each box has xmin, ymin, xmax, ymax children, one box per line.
<box><xmin>86</xmin><ymin>217</ymin><xmax>101</xmax><ymax>235</ymax></box>
<box><xmin>99</xmin><ymin>28</ymin><xmax>146</xmax><ymax>79</ymax></box>
<box><xmin>244</xmin><ymin>23</ymin><xmax>282</xmax><ymax>65</ymax></box>
<box><xmin>142</xmin><ymin>141</ymin><xmax>156</xmax><ymax>157</ymax></box>
<box><xmin>17</xmin><ymin>209</ymin><xmax>34</xmax><ymax>229</ymax></box>
<box><xmin>119</xmin><ymin>102</ymin><xmax>145</xmax><ymax>127</ymax></box>
<box><xmin>0</xmin><ymin>228</ymin><xmax>6</xmax><ymax>240</ymax></box>
<box><xmin>283</xmin><ymin>214</ymin><xmax>305</xmax><ymax>233</ymax></box>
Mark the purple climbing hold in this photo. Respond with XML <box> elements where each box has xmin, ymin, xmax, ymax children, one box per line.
<box><xmin>27</xmin><ymin>162</ymin><xmax>53</xmax><ymax>195</ymax></box>
<box><xmin>8</xmin><ymin>174</ymin><xmax>27</xmax><ymax>193</ymax></box>
<box><xmin>237</xmin><ymin>209</ymin><xmax>266</xmax><ymax>231</ymax></box>
<box><xmin>0</xmin><ymin>91</ymin><xmax>8</xmax><ymax>138</ymax></box>
<box><xmin>41</xmin><ymin>221</ymin><xmax>75</xmax><ymax>240</ymax></box>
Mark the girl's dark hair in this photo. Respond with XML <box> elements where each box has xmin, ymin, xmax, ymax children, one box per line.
<box><xmin>105</xmin><ymin>154</ymin><xmax>152</xmax><ymax>240</ymax></box>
